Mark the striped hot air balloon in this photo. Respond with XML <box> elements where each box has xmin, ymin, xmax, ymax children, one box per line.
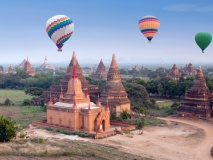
<box><xmin>46</xmin><ymin>15</ymin><xmax>74</xmax><ymax>51</ymax></box>
<box><xmin>138</xmin><ymin>15</ymin><xmax>160</xmax><ymax>42</ymax></box>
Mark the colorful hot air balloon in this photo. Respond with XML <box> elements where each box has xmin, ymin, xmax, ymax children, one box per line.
<box><xmin>195</xmin><ymin>32</ymin><xmax>212</xmax><ymax>53</ymax></box>
<box><xmin>138</xmin><ymin>15</ymin><xmax>160</xmax><ymax>42</ymax></box>
<box><xmin>46</xmin><ymin>15</ymin><xmax>74</xmax><ymax>51</ymax></box>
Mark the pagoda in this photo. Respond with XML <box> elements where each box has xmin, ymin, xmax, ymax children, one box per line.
<box><xmin>46</xmin><ymin>66</ymin><xmax>110</xmax><ymax>132</ymax></box>
<box><xmin>24</xmin><ymin>57</ymin><xmax>35</xmax><ymax>76</ymax></box>
<box><xmin>100</xmin><ymin>54</ymin><xmax>130</xmax><ymax>116</ymax></box>
<box><xmin>181</xmin><ymin>62</ymin><xmax>197</xmax><ymax>76</ymax></box>
<box><xmin>91</xmin><ymin>59</ymin><xmax>107</xmax><ymax>80</ymax></box>
<box><xmin>38</xmin><ymin>56</ymin><xmax>55</xmax><ymax>72</ymax></box>
<box><xmin>177</xmin><ymin>67</ymin><xmax>213</xmax><ymax>117</ymax></box>
<box><xmin>36</xmin><ymin>52</ymin><xmax>99</xmax><ymax>105</ymax></box>
<box><xmin>8</xmin><ymin>64</ymin><xmax>13</xmax><ymax>73</ymax></box>
<box><xmin>167</xmin><ymin>63</ymin><xmax>181</xmax><ymax>80</ymax></box>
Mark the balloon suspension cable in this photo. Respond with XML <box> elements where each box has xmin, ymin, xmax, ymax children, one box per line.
<box><xmin>148</xmin><ymin>40</ymin><xmax>151</xmax><ymax>43</ymax></box>
<box><xmin>202</xmin><ymin>50</ymin><xmax>204</xmax><ymax>53</ymax></box>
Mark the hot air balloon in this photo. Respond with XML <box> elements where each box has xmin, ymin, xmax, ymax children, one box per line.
<box><xmin>46</xmin><ymin>15</ymin><xmax>74</xmax><ymax>51</ymax></box>
<box><xmin>138</xmin><ymin>15</ymin><xmax>160</xmax><ymax>42</ymax></box>
<box><xmin>195</xmin><ymin>32</ymin><xmax>212</xmax><ymax>53</ymax></box>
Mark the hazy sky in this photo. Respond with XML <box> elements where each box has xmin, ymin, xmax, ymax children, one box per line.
<box><xmin>1</xmin><ymin>0</ymin><xmax>213</xmax><ymax>64</ymax></box>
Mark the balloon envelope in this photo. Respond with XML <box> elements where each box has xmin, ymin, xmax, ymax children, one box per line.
<box><xmin>138</xmin><ymin>15</ymin><xmax>160</xmax><ymax>42</ymax></box>
<box><xmin>46</xmin><ymin>15</ymin><xmax>74</xmax><ymax>51</ymax></box>
<box><xmin>195</xmin><ymin>32</ymin><xmax>212</xmax><ymax>53</ymax></box>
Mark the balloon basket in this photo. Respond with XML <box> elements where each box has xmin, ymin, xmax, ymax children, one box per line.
<box><xmin>148</xmin><ymin>41</ymin><xmax>151</xmax><ymax>43</ymax></box>
<box><xmin>58</xmin><ymin>49</ymin><xmax>62</xmax><ymax>52</ymax></box>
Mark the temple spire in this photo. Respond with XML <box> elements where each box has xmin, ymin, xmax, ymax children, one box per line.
<box><xmin>48</xmin><ymin>94</ymin><xmax>53</xmax><ymax>106</ymax></box>
<box><xmin>59</xmin><ymin>86</ymin><xmax>63</xmax><ymax>99</ymax></box>
<box><xmin>96</xmin><ymin>94</ymin><xmax>101</xmax><ymax>106</ymax></box>
<box><xmin>110</xmin><ymin>54</ymin><xmax>118</xmax><ymax>69</ymax></box>
<box><xmin>105</xmin><ymin>98</ymin><xmax>109</xmax><ymax>111</ymax></box>
<box><xmin>72</xmin><ymin>65</ymin><xmax>78</xmax><ymax>79</ymax></box>
<box><xmin>88</xmin><ymin>102</ymin><xmax>91</xmax><ymax>110</ymax></box>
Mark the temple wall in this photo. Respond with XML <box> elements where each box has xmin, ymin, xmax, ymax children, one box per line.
<box><xmin>47</xmin><ymin>108</ymin><xmax>80</xmax><ymax>129</ymax></box>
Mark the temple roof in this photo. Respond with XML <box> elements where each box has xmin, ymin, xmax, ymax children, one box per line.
<box><xmin>91</xmin><ymin>59</ymin><xmax>107</xmax><ymax>80</ymax></box>
<box><xmin>167</xmin><ymin>63</ymin><xmax>181</xmax><ymax>80</ymax></box>
<box><xmin>107</xmin><ymin>54</ymin><xmax>121</xmax><ymax>82</ymax></box>
<box><xmin>185</xmin><ymin>66</ymin><xmax>212</xmax><ymax>100</ymax></box>
<box><xmin>100</xmin><ymin>54</ymin><xmax>130</xmax><ymax>105</ymax></box>
<box><xmin>39</xmin><ymin>56</ymin><xmax>55</xmax><ymax>71</ymax></box>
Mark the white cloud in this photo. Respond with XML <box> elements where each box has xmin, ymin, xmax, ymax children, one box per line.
<box><xmin>163</xmin><ymin>4</ymin><xmax>213</xmax><ymax>12</ymax></box>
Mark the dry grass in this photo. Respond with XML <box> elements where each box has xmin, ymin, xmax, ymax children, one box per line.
<box><xmin>0</xmin><ymin>89</ymin><xmax>32</xmax><ymax>105</ymax></box>
<box><xmin>0</xmin><ymin>139</ymin><xmax>151</xmax><ymax>160</ymax></box>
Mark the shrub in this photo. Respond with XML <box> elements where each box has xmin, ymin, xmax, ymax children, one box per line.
<box><xmin>120</xmin><ymin>109</ymin><xmax>130</xmax><ymax>120</ymax></box>
<box><xmin>19</xmin><ymin>131</ymin><xmax>26</xmax><ymax>138</ymax></box>
<box><xmin>46</xmin><ymin>128</ymin><xmax>53</xmax><ymax>131</ymax></box>
<box><xmin>4</xmin><ymin>98</ymin><xmax>13</xmax><ymax>106</ymax></box>
<box><xmin>22</xmin><ymin>99</ymin><xmax>33</xmax><ymax>106</ymax></box>
<box><xmin>31</xmin><ymin>137</ymin><xmax>44</xmax><ymax>143</ymax></box>
<box><xmin>0</xmin><ymin>116</ymin><xmax>16</xmax><ymax>142</ymax></box>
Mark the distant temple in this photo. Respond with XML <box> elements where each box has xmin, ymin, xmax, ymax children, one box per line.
<box><xmin>8</xmin><ymin>64</ymin><xmax>13</xmax><ymax>73</ymax></box>
<box><xmin>100</xmin><ymin>54</ymin><xmax>130</xmax><ymax>116</ymax></box>
<box><xmin>19</xmin><ymin>59</ymin><xmax>27</xmax><ymax>69</ymax></box>
<box><xmin>46</xmin><ymin>65</ymin><xmax>110</xmax><ymax>132</ymax></box>
<box><xmin>181</xmin><ymin>62</ymin><xmax>197</xmax><ymax>76</ymax></box>
<box><xmin>38</xmin><ymin>56</ymin><xmax>55</xmax><ymax>72</ymax></box>
<box><xmin>91</xmin><ymin>59</ymin><xmax>107</xmax><ymax>80</ymax></box>
<box><xmin>24</xmin><ymin>57</ymin><xmax>35</xmax><ymax>76</ymax></box>
<box><xmin>177</xmin><ymin>67</ymin><xmax>213</xmax><ymax>117</ymax></box>
<box><xmin>35</xmin><ymin>52</ymin><xmax>99</xmax><ymax>105</ymax></box>
<box><xmin>167</xmin><ymin>63</ymin><xmax>181</xmax><ymax>80</ymax></box>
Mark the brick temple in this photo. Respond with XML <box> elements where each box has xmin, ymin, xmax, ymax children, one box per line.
<box><xmin>35</xmin><ymin>52</ymin><xmax>99</xmax><ymax>105</ymax></box>
<box><xmin>47</xmin><ymin>65</ymin><xmax>110</xmax><ymax>132</ymax></box>
<box><xmin>24</xmin><ymin>57</ymin><xmax>35</xmax><ymax>76</ymax></box>
<box><xmin>100</xmin><ymin>54</ymin><xmax>130</xmax><ymax>116</ymax></box>
<box><xmin>177</xmin><ymin>67</ymin><xmax>213</xmax><ymax>117</ymax></box>
<box><xmin>167</xmin><ymin>63</ymin><xmax>181</xmax><ymax>80</ymax></box>
<box><xmin>91</xmin><ymin>59</ymin><xmax>107</xmax><ymax>80</ymax></box>
<box><xmin>181</xmin><ymin>62</ymin><xmax>197</xmax><ymax>76</ymax></box>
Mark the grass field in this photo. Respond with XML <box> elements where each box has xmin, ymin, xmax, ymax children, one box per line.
<box><xmin>0</xmin><ymin>89</ymin><xmax>45</xmax><ymax>130</ymax></box>
<box><xmin>0</xmin><ymin>139</ymin><xmax>149</xmax><ymax>160</ymax></box>
<box><xmin>0</xmin><ymin>89</ymin><xmax>32</xmax><ymax>105</ymax></box>
<box><xmin>156</xmin><ymin>100</ymin><xmax>178</xmax><ymax>108</ymax></box>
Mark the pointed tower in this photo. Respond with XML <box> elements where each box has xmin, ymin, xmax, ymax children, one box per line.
<box><xmin>167</xmin><ymin>63</ymin><xmax>180</xmax><ymax>80</ymax></box>
<box><xmin>91</xmin><ymin>59</ymin><xmax>107</xmax><ymax>80</ymax></box>
<box><xmin>100</xmin><ymin>54</ymin><xmax>130</xmax><ymax>116</ymax></box>
<box><xmin>8</xmin><ymin>64</ymin><xmax>13</xmax><ymax>73</ymax></box>
<box><xmin>178</xmin><ymin>66</ymin><xmax>212</xmax><ymax>117</ymax></box>
<box><xmin>60</xmin><ymin>65</ymin><xmax>90</xmax><ymax>104</ymax></box>
<box><xmin>24</xmin><ymin>57</ymin><xmax>35</xmax><ymax>76</ymax></box>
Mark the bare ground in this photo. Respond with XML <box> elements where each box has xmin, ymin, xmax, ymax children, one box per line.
<box><xmin>1</xmin><ymin>117</ymin><xmax>213</xmax><ymax>160</ymax></box>
<box><xmin>93</xmin><ymin>117</ymin><xmax>213</xmax><ymax>160</ymax></box>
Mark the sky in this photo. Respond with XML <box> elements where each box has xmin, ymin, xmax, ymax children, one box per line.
<box><xmin>1</xmin><ymin>0</ymin><xmax>213</xmax><ymax>64</ymax></box>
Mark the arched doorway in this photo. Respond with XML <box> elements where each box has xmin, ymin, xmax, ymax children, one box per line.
<box><xmin>102</xmin><ymin>120</ymin><xmax>105</xmax><ymax>131</ymax></box>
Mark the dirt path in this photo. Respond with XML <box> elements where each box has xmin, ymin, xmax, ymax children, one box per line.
<box><xmin>93</xmin><ymin>117</ymin><xmax>213</xmax><ymax>160</ymax></box>
<box><xmin>159</xmin><ymin>117</ymin><xmax>213</xmax><ymax>160</ymax></box>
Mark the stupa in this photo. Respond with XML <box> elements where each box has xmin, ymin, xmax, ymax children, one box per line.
<box><xmin>91</xmin><ymin>59</ymin><xmax>107</xmax><ymax>80</ymax></box>
<box><xmin>8</xmin><ymin>65</ymin><xmax>13</xmax><ymax>73</ymax></box>
<box><xmin>100</xmin><ymin>54</ymin><xmax>130</xmax><ymax>116</ymax></box>
<box><xmin>177</xmin><ymin>67</ymin><xmax>213</xmax><ymax>117</ymax></box>
<box><xmin>46</xmin><ymin>65</ymin><xmax>110</xmax><ymax>132</ymax></box>
<box><xmin>35</xmin><ymin>52</ymin><xmax>99</xmax><ymax>105</ymax></box>
<box><xmin>38</xmin><ymin>56</ymin><xmax>55</xmax><ymax>72</ymax></box>
<box><xmin>181</xmin><ymin>62</ymin><xmax>197</xmax><ymax>76</ymax></box>
<box><xmin>24</xmin><ymin>57</ymin><xmax>35</xmax><ymax>76</ymax></box>
<box><xmin>167</xmin><ymin>63</ymin><xmax>181</xmax><ymax>80</ymax></box>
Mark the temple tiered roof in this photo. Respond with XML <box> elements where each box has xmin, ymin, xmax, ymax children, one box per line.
<box><xmin>38</xmin><ymin>56</ymin><xmax>55</xmax><ymax>71</ymax></box>
<box><xmin>178</xmin><ymin>67</ymin><xmax>212</xmax><ymax>117</ymax></box>
<box><xmin>24</xmin><ymin>57</ymin><xmax>35</xmax><ymax>76</ymax></box>
<box><xmin>167</xmin><ymin>64</ymin><xmax>181</xmax><ymax>80</ymax></box>
<box><xmin>91</xmin><ymin>59</ymin><xmax>107</xmax><ymax>80</ymax></box>
<box><xmin>100</xmin><ymin>54</ymin><xmax>130</xmax><ymax>115</ymax></box>
<box><xmin>181</xmin><ymin>62</ymin><xmax>197</xmax><ymax>76</ymax></box>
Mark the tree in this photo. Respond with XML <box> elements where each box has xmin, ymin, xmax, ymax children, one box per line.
<box><xmin>120</xmin><ymin>109</ymin><xmax>130</xmax><ymax>120</ymax></box>
<box><xmin>25</xmin><ymin>87</ymin><xmax>44</xmax><ymax>97</ymax></box>
<box><xmin>0</xmin><ymin>116</ymin><xmax>16</xmax><ymax>142</ymax></box>
<box><xmin>4</xmin><ymin>98</ymin><xmax>13</xmax><ymax>106</ymax></box>
<box><xmin>136</xmin><ymin>118</ymin><xmax>145</xmax><ymax>135</ymax></box>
